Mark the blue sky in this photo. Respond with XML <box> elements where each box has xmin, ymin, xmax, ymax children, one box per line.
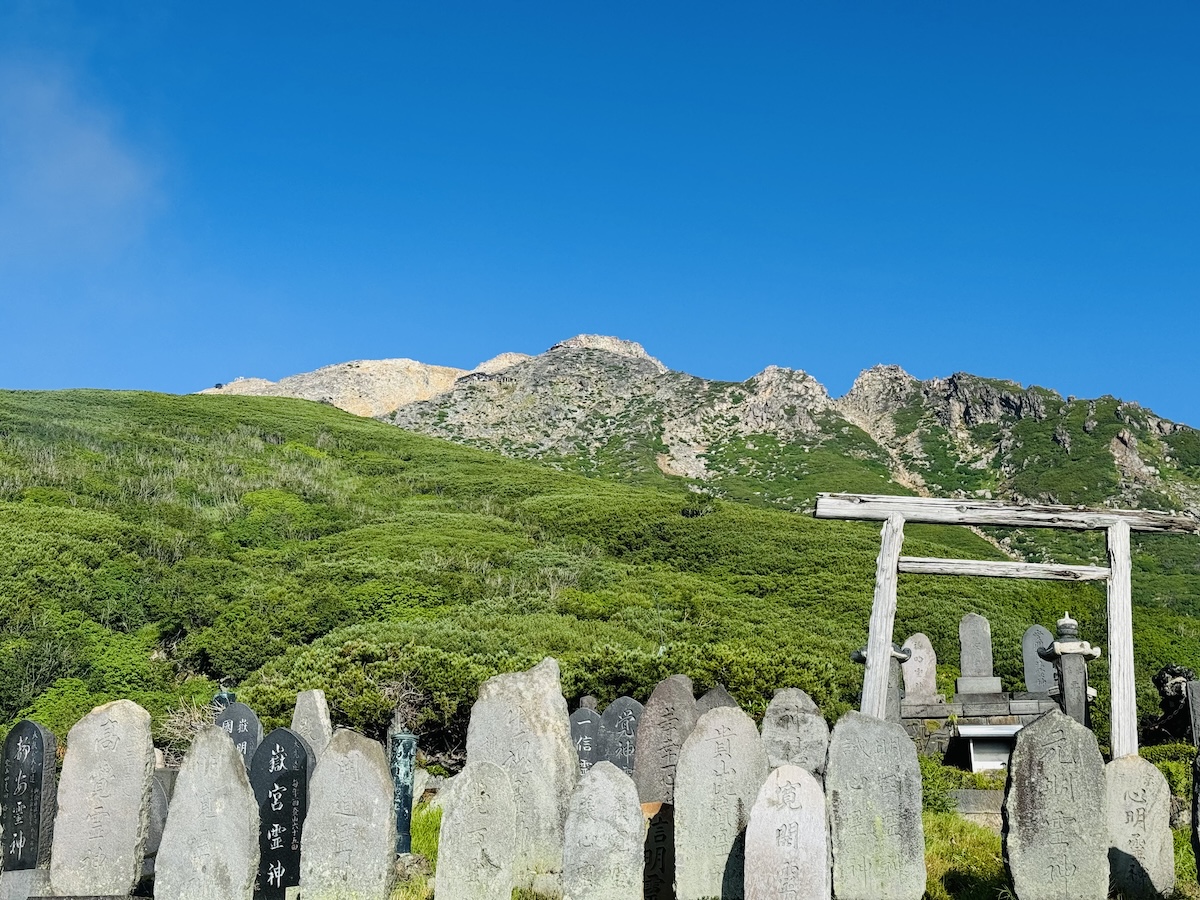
<box><xmin>1</xmin><ymin>2</ymin><xmax>1197</xmax><ymax>425</ymax></box>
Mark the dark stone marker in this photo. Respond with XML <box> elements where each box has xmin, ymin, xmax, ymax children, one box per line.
<box><xmin>598</xmin><ymin>696</ymin><xmax>643</xmax><ymax>777</ymax></box>
<box><xmin>250</xmin><ymin>727</ymin><xmax>313</xmax><ymax>900</ymax></box>
<box><xmin>388</xmin><ymin>727</ymin><xmax>418</xmax><ymax>854</ymax></box>
<box><xmin>569</xmin><ymin>707</ymin><xmax>601</xmax><ymax>774</ymax></box>
<box><xmin>216</xmin><ymin>701</ymin><xmax>264</xmax><ymax>771</ymax></box>
<box><xmin>1</xmin><ymin>720</ymin><xmax>56</xmax><ymax>871</ymax></box>
<box><xmin>643</xmin><ymin>803</ymin><xmax>675</xmax><ymax>900</ymax></box>
<box><xmin>696</xmin><ymin>684</ymin><xmax>739</xmax><ymax>716</ymax></box>
<box><xmin>1021</xmin><ymin>624</ymin><xmax>1056</xmax><ymax>694</ymax></box>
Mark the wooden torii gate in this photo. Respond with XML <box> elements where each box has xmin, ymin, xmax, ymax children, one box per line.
<box><xmin>814</xmin><ymin>492</ymin><xmax>1200</xmax><ymax>758</ymax></box>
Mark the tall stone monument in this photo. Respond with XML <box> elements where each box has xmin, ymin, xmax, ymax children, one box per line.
<box><xmin>49</xmin><ymin>699</ymin><xmax>156</xmax><ymax>897</ymax></box>
<box><xmin>759</xmin><ymin>688</ymin><xmax>829</xmax><ymax>774</ymax></box>
<box><xmin>562</xmin><ymin>762</ymin><xmax>644</xmax><ymax>900</ymax></box>
<box><xmin>744</xmin><ymin>765</ymin><xmax>830</xmax><ymax>900</ymax></box>
<box><xmin>299</xmin><ymin>729</ymin><xmax>396</xmax><ymax>900</ymax></box>
<box><xmin>957</xmin><ymin>613</ymin><xmax>1001</xmax><ymax>693</ymax></box>
<box><xmin>598</xmin><ymin>696</ymin><xmax>643</xmax><ymax>777</ymax></box>
<box><xmin>251</xmin><ymin>727</ymin><xmax>314</xmax><ymax>900</ymax></box>
<box><xmin>633</xmin><ymin>675</ymin><xmax>699</xmax><ymax>804</ymax></box>
<box><xmin>570</xmin><ymin>707</ymin><xmax>601</xmax><ymax>774</ymax></box>
<box><xmin>1003</xmin><ymin>708</ymin><xmax>1108</xmax><ymax>900</ymax></box>
<box><xmin>0</xmin><ymin>720</ymin><xmax>57</xmax><ymax>900</ymax></box>
<box><xmin>435</xmin><ymin>760</ymin><xmax>516</xmax><ymax>900</ymax></box>
<box><xmin>1021</xmin><ymin>624</ymin><xmax>1056</xmax><ymax>694</ymax></box>
<box><xmin>825</xmin><ymin>711</ymin><xmax>925</xmax><ymax>900</ymax></box>
<box><xmin>1105</xmin><ymin>755</ymin><xmax>1174</xmax><ymax>900</ymax></box>
<box><xmin>674</xmin><ymin>706</ymin><xmax>769</xmax><ymax>900</ymax></box>
<box><xmin>464</xmin><ymin>657</ymin><xmax>577</xmax><ymax>890</ymax></box>
<box><xmin>155</xmin><ymin>726</ymin><xmax>259</xmax><ymax>900</ymax></box>
<box><xmin>290</xmin><ymin>690</ymin><xmax>333</xmax><ymax>762</ymax></box>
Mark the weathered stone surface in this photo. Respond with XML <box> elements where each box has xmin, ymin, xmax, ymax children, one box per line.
<box><xmin>598</xmin><ymin>697</ymin><xmax>643</xmax><ymax>777</ymax></box>
<box><xmin>745</xmin><ymin>766</ymin><xmax>830</xmax><ymax>900</ymax></box>
<box><xmin>1003</xmin><ymin>708</ymin><xmax>1107</xmax><ymax>900</ymax></box>
<box><xmin>562</xmin><ymin>762</ymin><xmax>643</xmax><ymax>900</ymax></box>
<box><xmin>696</xmin><ymin>684</ymin><xmax>739</xmax><ymax>716</ymax></box>
<box><xmin>465</xmin><ymin>657</ymin><xmax>577</xmax><ymax>884</ymax></box>
<box><xmin>299</xmin><ymin>729</ymin><xmax>396</xmax><ymax>900</ymax></box>
<box><xmin>0</xmin><ymin>868</ymin><xmax>49</xmax><ymax>900</ymax></box>
<box><xmin>435</xmin><ymin>760</ymin><xmax>516</xmax><ymax>900</ymax></box>
<box><xmin>1106</xmin><ymin>755</ymin><xmax>1174</xmax><ymax>899</ymax></box>
<box><xmin>641</xmin><ymin>803</ymin><xmax>674</xmax><ymax>900</ymax></box>
<box><xmin>1022</xmin><ymin>625</ymin><xmax>1056</xmax><ymax>694</ymax></box>
<box><xmin>674</xmin><ymin>706</ymin><xmax>769</xmax><ymax>900</ymax></box>
<box><xmin>289</xmin><ymin>690</ymin><xmax>333</xmax><ymax>762</ymax></box>
<box><xmin>826</xmin><ymin>711</ymin><xmax>925</xmax><ymax>900</ymax></box>
<box><xmin>570</xmin><ymin>708</ymin><xmax>601</xmax><ymax>774</ymax></box>
<box><xmin>960</xmin><ymin>612</ymin><xmax>995</xmax><ymax>677</ymax></box>
<box><xmin>633</xmin><ymin>675</ymin><xmax>698</xmax><ymax>805</ymax></box>
<box><xmin>760</xmin><ymin>688</ymin><xmax>829</xmax><ymax>774</ymax></box>
<box><xmin>155</xmin><ymin>726</ymin><xmax>259</xmax><ymax>900</ymax></box>
<box><xmin>216</xmin><ymin>701</ymin><xmax>264</xmax><ymax>771</ymax></box>
<box><xmin>901</xmin><ymin>633</ymin><xmax>939</xmax><ymax>700</ymax></box>
<box><xmin>251</xmin><ymin>728</ymin><xmax>314</xmax><ymax>899</ymax></box>
<box><xmin>49</xmin><ymin>699</ymin><xmax>156</xmax><ymax>897</ymax></box>
<box><xmin>140</xmin><ymin>772</ymin><xmax>170</xmax><ymax>881</ymax></box>
<box><xmin>2</xmin><ymin>720</ymin><xmax>57</xmax><ymax>870</ymax></box>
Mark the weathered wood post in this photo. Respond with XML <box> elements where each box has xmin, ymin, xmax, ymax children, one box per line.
<box><xmin>861</xmin><ymin>513</ymin><xmax>905</xmax><ymax>720</ymax></box>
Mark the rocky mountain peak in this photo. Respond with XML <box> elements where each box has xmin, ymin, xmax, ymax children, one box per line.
<box><xmin>547</xmin><ymin>335</ymin><xmax>668</xmax><ymax>374</ymax></box>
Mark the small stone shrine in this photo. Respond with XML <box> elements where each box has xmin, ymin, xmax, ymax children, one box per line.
<box><xmin>759</xmin><ymin>688</ymin><xmax>828</xmax><ymax>775</ymax></box>
<box><xmin>2</xmin><ymin>720</ymin><xmax>56</xmax><ymax>871</ymax></box>
<box><xmin>570</xmin><ymin>706</ymin><xmax>601</xmax><ymax>773</ymax></box>
<box><xmin>1038</xmin><ymin>613</ymin><xmax>1101</xmax><ymax>726</ymax></box>
<box><xmin>290</xmin><ymin>690</ymin><xmax>333</xmax><ymax>762</ymax></box>
<box><xmin>633</xmin><ymin>675</ymin><xmax>699</xmax><ymax>805</ymax></box>
<box><xmin>744</xmin><ymin>765</ymin><xmax>829</xmax><ymax>900</ymax></box>
<box><xmin>435</xmin><ymin>760</ymin><xmax>517</xmax><ymax>900</ymax></box>
<box><xmin>825</xmin><ymin>711</ymin><xmax>925</xmax><ymax>900</ymax></box>
<box><xmin>1003</xmin><ymin>708</ymin><xmax>1108</xmax><ymax>900</ymax></box>
<box><xmin>562</xmin><ymin>761</ymin><xmax>644</xmax><ymax>900</ymax></box>
<box><xmin>674</xmin><ymin>706</ymin><xmax>768</xmax><ymax>900</ymax></box>
<box><xmin>49</xmin><ymin>699</ymin><xmax>156</xmax><ymax>897</ymax></box>
<box><xmin>216</xmin><ymin>701</ymin><xmax>265</xmax><ymax>771</ymax></box>
<box><xmin>154</xmin><ymin>725</ymin><xmax>259</xmax><ymax>900</ymax></box>
<box><xmin>1105</xmin><ymin>755</ymin><xmax>1174</xmax><ymax>900</ymax></box>
<box><xmin>464</xmin><ymin>657</ymin><xmax>577</xmax><ymax>891</ymax></box>
<box><xmin>598</xmin><ymin>696</ymin><xmax>643</xmax><ymax>777</ymax></box>
<box><xmin>299</xmin><ymin>729</ymin><xmax>396</xmax><ymax>900</ymax></box>
<box><xmin>251</xmin><ymin>727</ymin><xmax>314</xmax><ymax>900</ymax></box>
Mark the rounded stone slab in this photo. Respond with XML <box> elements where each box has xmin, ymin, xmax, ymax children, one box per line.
<box><xmin>562</xmin><ymin>762</ymin><xmax>644</xmax><ymax>900</ymax></box>
<box><xmin>825</xmin><ymin>711</ymin><xmax>926</xmax><ymax>900</ymax></box>
<box><xmin>745</xmin><ymin>766</ymin><xmax>830</xmax><ymax>900</ymax></box>
<box><xmin>290</xmin><ymin>690</ymin><xmax>333</xmax><ymax>762</ymax></box>
<box><xmin>760</xmin><ymin>688</ymin><xmax>829</xmax><ymax>774</ymax></box>
<box><xmin>2</xmin><ymin>719</ymin><xmax>57</xmax><ymax>870</ymax></box>
<box><xmin>598</xmin><ymin>696</ymin><xmax>644</xmax><ymax>778</ymax></box>
<box><xmin>435</xmin><ymin>760</ymin><xmax>516</xmax><ymax>900</ymax></box>
<box><xmin>959</xmin><ymin>613</ymin><xmax>995</xmax><ymax>678</ymax></box>
<box><xmin>50</xmin><ymin>699</ymin><xmax>156</xmax><ymax>897</ymax></box>
<box><xmin>154</xmin><ymin>726</ymin><xmax>259</xmax><ymax>900</ymax></box>
<box><xmin>633</xmin><ymin>675</ymin><xmax>699</xmax><ymax>805</ymax></box>
<box><xmin>1003</xmin><ymin>708</ymin><xmax>1108</xmax><ymax>900</ymax></box>
<box><xmin>299</xmin><ymin>729</ymin><xmax>396</xmax><ymax>900</ymax></box>
<box><xmin>465</xmin><ymin>657</ymin><xmax>577</xmax><ymax>884</ymax></box>
<box><xmin>1022</xmin><ymin>625</ymin><xmax>1056</xmax><ymax>694</ymax></box>
<box><xmin>901</xmin><ymin>633</ymin><xmax>938</xmax><ymax>700</ymax></box>
<box><xmin>674</xmin><ymin>706</ymin><xmax>769</xmax><ymax>900</ymax></box>
<box><xmin>1106</xmin><ymin>755</ymin><xmax>1174</xmax><ymax>900</ymax></box>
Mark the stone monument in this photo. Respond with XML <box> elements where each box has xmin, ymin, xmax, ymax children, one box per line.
<box><xmin>216</xmin><ymin>701</ymin><xmax>264</xmax><ymax>771</ymax></box>
<box><xmin>290</xmin><ymin>690</ymin><xmax>333</xmax><ymax>762</ymax></box>
<box><xmin>744</xmin><ymin>765</ymin><xmax>829</xmax><ymax>900</ymax></box>
<box><xmin>562</xmin><ymin>762</ymin><xmax>643</xmax><ymax>900</ymax></box>
<box><xmin>759</xmin><ymin>688</ymin><xmax>829</xmax><ymax>774</ymax></box>
<box><xmin>1106</xmin><ymin>755</ymin><xmax>1174</xmax><ymax>900</ymax></box>
<box><xmin>633</xmin><ymin>675</ymin><xmax>699</xmax><ymax>804</ymax></box>
<box><xmin>598</xmin><ymin>696</ymin><xmax>643</xmax><ymax>777</ymax></box>
<box><xmin>251</xmin><ymin>727</ymin><xmax>314</xmax><ymax>900</ymax></box>
<box><xmin>570</xmin><ymin>707</ymin><xmax>601</xmax><ymax>774</ymax></box>
<box><xmin>435</xmin><ymin>760</ymin><xmax>516</xmax><ymax>900</ymax></box>
<box><xmin>957</xmin><ymin>613</ymin><xmax>1001</xmax><ymax>693</ymax></box>
<box><xmin>1021</xmin><ymin>624</ymin><xmax>1056</xmax><ymax>694</ymax></box>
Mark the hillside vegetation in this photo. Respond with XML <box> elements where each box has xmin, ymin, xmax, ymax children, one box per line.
<box><xmin>0</xmin><ymin>390</ymin><xmax>1198</xmax><ymax>755</ymax></box>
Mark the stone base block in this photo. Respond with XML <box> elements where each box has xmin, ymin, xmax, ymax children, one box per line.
<box><xmin>901</xmin><ymin>702</ymin><xmax>962</xmax><ymax>718</ymax></box>
<box><xmin>956</xmin><ymin>676</ymin><xmax>1002</xmax><ymax>693</ymax></box>
<box><xmin>952</xmin><ymin>789</ymin><xmax>1004</xmax><ymax>834</ymax></box>
<box><xmin>0</xmin><ymin>869</ymin><xmax>50</xmax><ymax>900</ymax></box>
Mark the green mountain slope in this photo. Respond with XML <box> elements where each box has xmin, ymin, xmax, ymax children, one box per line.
<box><xmin>0</xmin><ymin>390</ymin><xmax>1196</xmax><ymax>755</ymax></box>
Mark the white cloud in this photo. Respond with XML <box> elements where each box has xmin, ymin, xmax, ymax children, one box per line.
<box><xmin>0</xmin><ymin>63</ymin><xmax>160</xmax><ymax>266</ymax></box>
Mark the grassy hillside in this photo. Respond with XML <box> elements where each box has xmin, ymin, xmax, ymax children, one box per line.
<box><xmin>0</xmin><ymin>390</ymin><xmax>1196</xmax><ymax>753</ymax></box>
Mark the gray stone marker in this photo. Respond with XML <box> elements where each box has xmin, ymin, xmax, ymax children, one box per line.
<box><xmin>826</xmin><ymin>710</ymin><xmax>925</xmax><ymax>900</ymax></box>
<box><xmin>696</xmin><ymin>683</ymin><xmax>739</xmax><ymax>716</ymax></box>
<box><xmin>1003</xmin><ymin>708</ymin><xmax>1108</xmax><ymax>900</ymax></box>
<box><xmin>760</xmin><ymin>688</ymin><xmax>829</xmax><ymax>774</ymax></box>
<box><xmin>570</xmin><ymin>707</ymin><xmax>601</xmax><ymax>774</ymax></box>
<box><xmin>49</xmin><ymin>699</ymin><xmax>156</xmax><ymax>897</ymax></box>
<box><xmin>2</xmin><ymin>720</ymin><xmax>57</xmax><ymax>872</ymax></box>
<box><xmin>299</xmin><ymin>729</ymin><xmax>396</xmax><ymax>900</ymax></box>
<box><xmin>642</xmin><ymin>803</ymin><xmax>674</xmax><ymax>900</ymax></box>
<box><xmin>598</xmin><ymin>696</ymin><xmax>644</xmax><ymax>777</ymax></box>
<box><xmin>1022</xmin><ymin>624</ymin><xmax>1056</xmax><ymax>694</ymax></box>
<box><xmin>901</xmin><ymin>633</ymin><xmax>939</xmax><ymax>701</ymax></box>
<box><xmin>1106</xmin><ymin>755</ymin><xmax>1174</xmax><ymax>900</ymax></box>
<box><xmin>744</xmin><ymin>765</ymin><xmax>829</xmax><ymax>900</ymax></box>
<box><xmin>633</xmin><ymin>675</ymin><xmax>699</xmax><ymax>805</ymax></box>
<box><xmin>1188</xmin><ymin>681</ymin><xmax>1200</xmax><ymax>747</ymax></box>
<box><xmin>435</xmin><ymin>760</ymin><xmax>516</xmax><ymax>900</ymax></box>
<box><xmin>464</xmin><ymin>657</ymin><xmax>577</xmax><ymax>888</ymax></box>
<box><xmin>290</xmin><ymin>690</ymin><xmax>333</xmax><ymax>762</ymax></box>
<box><xmin>958</xmin><ymin>613</ymin><xmax>1001</xmax><ymax>693</ymax></box>
<box><xmin>674</xmin><ymin>706</ymin><xmax>769</xmax><ymax>900</ymax></box>
<box><xmin>562</xmin><ymin>762</ymin><xmax>643</xmax><ymax>900</ymax></box>
<box><xmin>155</xmin><ymin>726</ymin><xmax>259</xmax><ymax>900</ymax></box>
<box><xmin>216</xmin><ymin>701</ymin><xmax>264</xmax><ymax>771</ymax></box>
